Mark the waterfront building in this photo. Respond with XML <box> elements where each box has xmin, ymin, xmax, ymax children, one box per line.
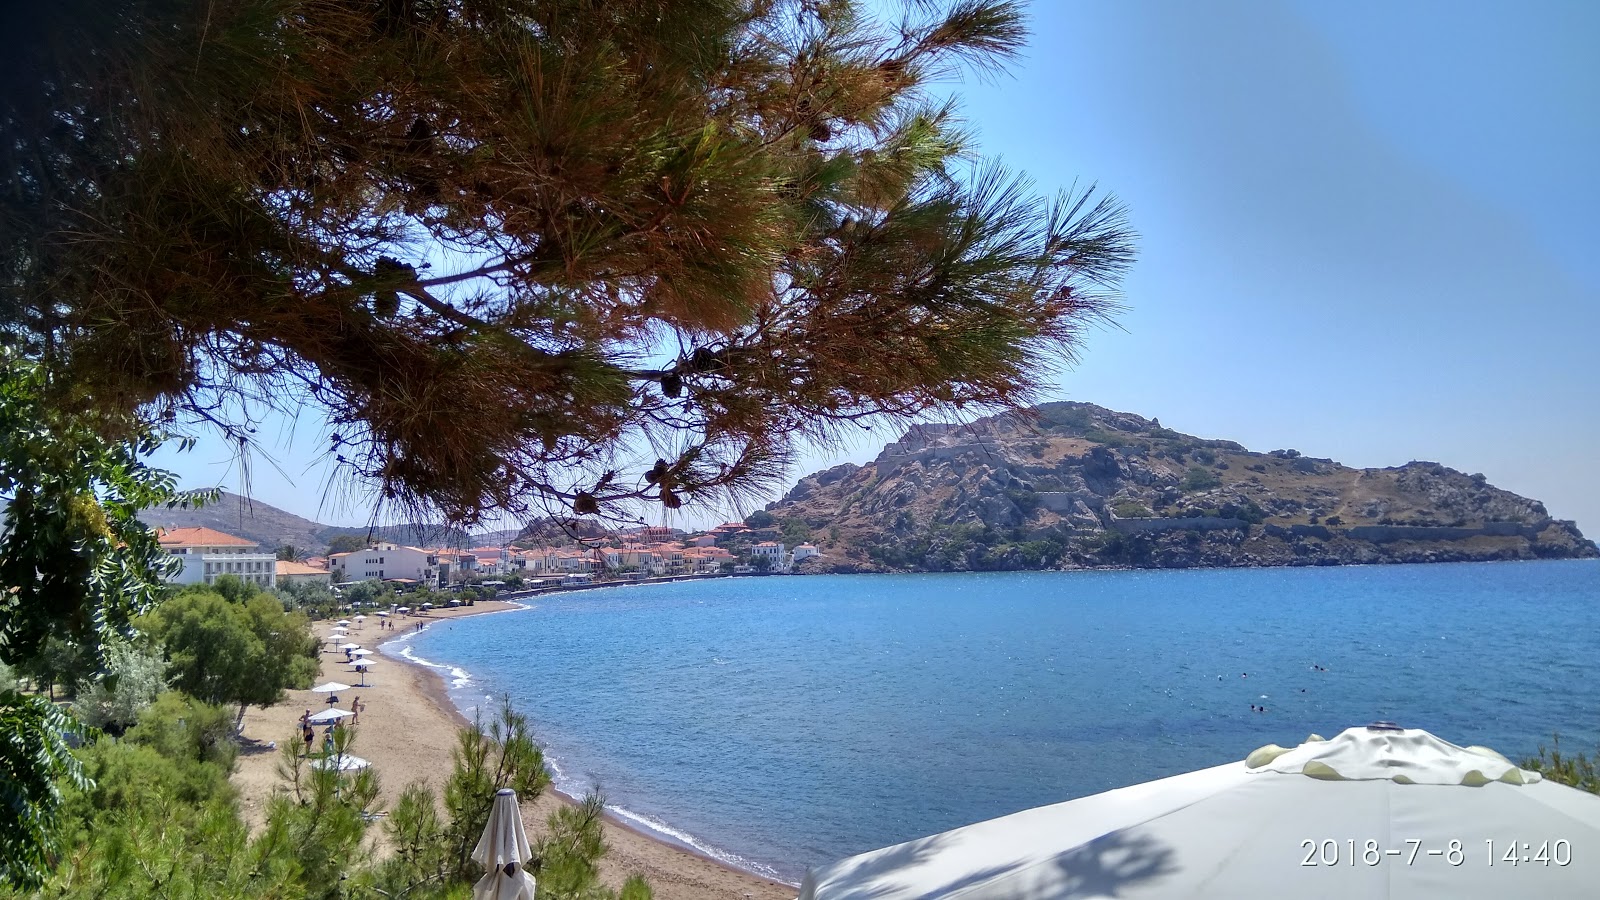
<box><xmin>158</xmin><ymin>526</ymin><xmax>279</xmax><ymax>588</ymax></box>
<box><xmin>328</xmin><ymin>542</ymin><xmax>438</xmax><ymax>586</ymax></box>
<box><xmin>275</xmin><ymin>559</ymin><xmax>333</xmax><ymax>586</ymax></box>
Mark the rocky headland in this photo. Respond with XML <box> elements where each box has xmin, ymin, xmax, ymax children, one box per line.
<box><xmin>766</xmin><ymin>402</ymin><xmax>1598</xmax><ymax>573</ymax></box>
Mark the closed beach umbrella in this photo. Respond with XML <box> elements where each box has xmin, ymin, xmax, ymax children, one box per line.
<box><xmin>310</xmin><ymin>681</ymin><xmax>352</xmax><ymax>694</ymax></box>
<box><xmin>311</xmin><ymin>752</ymin><xmax>371</xmax><ymax>772</ymax></box>
<box><xmin>472</xmin><ymin>789</ymin><xmax>537</xmax><ymax>900</ymax></box>
<box><xmin>306</xmin><ymin>707</ymin><xmax>352</xmax><ymax>724</ymax></box>
<box><xmin>798</xmin><ymin>724</ymin><xmax>1600</xmax><ymax>899</ymax></box>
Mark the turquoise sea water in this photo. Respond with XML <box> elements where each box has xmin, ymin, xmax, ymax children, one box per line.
<box><xmin>384</xmin><ymin>560</ymin><xmax>1600</xmax><ymax>884</ymax></box>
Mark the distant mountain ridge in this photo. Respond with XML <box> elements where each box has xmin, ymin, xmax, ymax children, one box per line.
<box><xmin>765</xmin><ymin>402</ymin><xmax>1597</xmax><ymax>572</ymax></box>
<box><xmin>138</xmin><ymin>492</ymin><xmax>516</xmax><ymax>553</ymax></box>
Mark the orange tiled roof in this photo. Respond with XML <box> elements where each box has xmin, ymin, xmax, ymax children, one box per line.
<box><xmin>276</xmin><ymin>560</ymin><xmax>330</xmax><ymax>576</ymax></box>
<box><xmin>157</xmin><ymin>526</ymin><xmax>258</xmax><ymax>548</ymax></box>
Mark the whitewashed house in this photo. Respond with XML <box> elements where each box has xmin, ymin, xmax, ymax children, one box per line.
<box><xmin>752</xmin><ymin>540</ymin><xmax>786</xmax><ymax>569</ymax></box>
<box><xmin>328</xmin><ymin>542</ymin><xmax>438</xmax><ymax>586</ymax></box>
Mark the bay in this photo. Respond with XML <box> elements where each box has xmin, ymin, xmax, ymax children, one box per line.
<box><xmin>388</xmin><ymin>560</ymin><xmax>1600</xmax><ymax>883</ymax></box>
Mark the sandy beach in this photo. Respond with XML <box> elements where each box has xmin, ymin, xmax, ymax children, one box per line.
<box><xmin>232</xmin><ymin>602</ymin><xmax>797</xmax><ymax>900</ymax></box>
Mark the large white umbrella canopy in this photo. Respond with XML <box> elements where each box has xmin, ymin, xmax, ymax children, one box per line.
<box><xmin>352</xmin><ymin>660</ymin><xmax>375</xmax><ymax>670</ymax></box>
<box><xmin>309</xmin><ymin>682</ymin><xmax>352</xmax><ymax>694</ymax></box>
<box><xmin>350</xmin><ymin>648</ymin><xmax>373</xmax><ymax>657</ymax></box>
<box><xmin>336</xmin><ymin>619</ymin><xmax>351</xmax><ymax>625</ymax></box>
<box><xmin>473</xmin><ymin>789</ymin><xmax>537</xmax><ymax>900</ymax></box>
<box><xmin>376</xmin><ymin>611</ymin><xmax>390</xmax><ymax>617</ymax></box>
<box><xmin>798</xmin><ymin>725</ymin><xmax>1600</xmax><ymax>899</ymax></box>
<box><xmin>306</xmin><ymin>708</ymin><xmax>352</xmax><ymax>724</ymax></box>
<box><xmin>312</xmin><ymin>752</ymin><xmax>371</xmax><ymax>772</ymax></box>
<box><xmin>353</xmin><ymin>614</ymin><xmax>367</xmax><ymax>620</ymax></box>
<box><xmin>339</xmin><ymin>642</ymin><xmax>361</xmax><ymax>650</ymax></box>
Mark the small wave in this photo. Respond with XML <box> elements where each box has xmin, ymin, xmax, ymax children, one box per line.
<box><xmin>390</xmin><ymin>643</ymin><xmax>475</xmax><ymax>689</ymax></box>
<box><xmin>535</xmin><ymin>753</ymin><xmax>790</xmax><ymax>885</ymax></box>
<box><xmin>603</xmin><ymin>804</ymin><xmax>787</xmax><ymax>883</ymax></box>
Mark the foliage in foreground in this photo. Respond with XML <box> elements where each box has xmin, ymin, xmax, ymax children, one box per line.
<box><xmin>1523</xmin><ymin>735</ymin><xmax>1600</xmax><ymax>795</ymax></box>
<box><xmin>375</xmin><ymin>700</ymin><xmax>649</xmax><ymax>900</ymax></box>
<box><xmin>3</xmin><ymin>691</ymin><xmax>650</xmax><ymax>899</ymax></box>
<box><xmin>0</xmin><ymin>352</ymin><xmax>212</xmax><ymax>888</ymax></box>
<box><xmin>5</xmin><ymin>0</ymin><xmax>1134</xmax><ymax>525</ymax></box>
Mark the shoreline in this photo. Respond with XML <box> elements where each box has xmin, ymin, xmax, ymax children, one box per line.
<box><xmin>369</xmin><ymin>603</ymin><xmax>800</xmax><ymax>898</ymax></box>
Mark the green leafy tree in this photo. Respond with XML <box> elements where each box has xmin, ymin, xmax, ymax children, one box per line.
<box><xmin>780</xmin><ymin>517</ymin><xmax>813</xmax><ymax>544</ymax></box>
<box><xmin>342</xmin><ymin>580</ymin><xmax>388</xmax><ymax>607</ymax></box>
<box><xmin>744</xmin><ymin>510</ymin><xmax>777</xmax><ymax>529</ymax></box>
<box><xmin>276</xmin><ymin>544</ymin><xmax>304</xmax><ymax>562</ymax></box>
<box><xmin>0</xmin><ymin>694</ymin><xmax>87</xmax><ymax>888</ymax></box>
<box><xmin>4</xmin><ymin>0</ymin><xmax>1132</xmax><ymax>527</ymax></box>
<box><xmin>327</xmin><ymin>535</ymin><xmax>369</xmax><ymax>556</ymax></box>
<box><xmin>70</xmin><ymin>640</ymin><xmax>168</xmax><ymax>736</ymax></box>
<box><xmin>144</xmin><ymin>588</ymin><xmax>320</xmax><ymax>724</ymax></box>
<box><xmin>0</xmin><ymin>352</ymin><xmax>212</xmax><ymax>887</ymax></box>
<box><xmin>276</xmin><ymin>580</ymin><xmax>340</xmax><ymax>619</ymax></box>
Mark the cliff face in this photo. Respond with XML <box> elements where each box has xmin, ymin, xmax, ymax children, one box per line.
<box><xmin>767</xmin><ymin>402</ymin><xmax>1598</xmax><ymax>573</ymax></box>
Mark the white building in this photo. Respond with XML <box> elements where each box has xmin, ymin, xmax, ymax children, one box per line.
<box><xmin>790</xmin><ymin>543</ymin><xmax>820</xmax><ymax>567</ymax></box>
<box><xmin>328</xmin><ymin>542</ymin><xmax>438</xmax><ymax>586</ymax></box>
<box><xmin>159</xmin><ymin>527</ymin><xmax>278</xmax><ymax>589</ymax></box>
<box><xmin>752</xmin><ymin>541</ymin><xmax>786</xmax><ymax>569</ymax></box>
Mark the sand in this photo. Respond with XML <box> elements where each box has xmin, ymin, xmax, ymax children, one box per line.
<box><xmin>232</xmin><ymin>602</ymin><xmax>798</xmax><ymax>900</ymax></box>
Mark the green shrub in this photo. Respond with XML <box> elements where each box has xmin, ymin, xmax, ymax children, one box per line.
<box><xmin>1522</xmin><ymin>735</ymin><xmax>1600</xmax><ymax>795</ymax></box>
<box><xmin>1112</xmin><ymin>501</ymin><xmax>1153</xmax><ymax>519</ymax></box>
<box><xmin>1182</xmin><ymin>467</ymin><xmax>1221</xmax><ymax>492</ymax></box>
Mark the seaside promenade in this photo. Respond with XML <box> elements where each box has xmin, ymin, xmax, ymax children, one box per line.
<box><xmin>231</xmin><ymin>603</ymin><xmax>796</xmax><ymax>900</ymax></box>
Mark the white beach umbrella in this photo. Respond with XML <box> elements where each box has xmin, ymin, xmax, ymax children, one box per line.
<box><xmin>309</xmin><ymin>681</ymin><xmax>353</xmax><ymax>694</ymax></box>
<box><xmin>350</xmin><ymin>648</ymin><xmax>373</xmax><ymax>657</ymax></box>
<box><xmin>339</xmin><ymin>642</ymin><xmax>361</xmax><ymax>650</ymax></box>
<box><xmin>472</xmin><ymin>789</ymin><xmax>537</xmax><ymax>900</ymax></box>
<box><xmin>352</xmin><ymin>660</ymin><xmax>375</xmax><ymax>685</ymax></box>
<box><xmin>376</xmin><ymin>611</ymin><xmax>390</xmax><ymax>617</ymax></box>
<box><xmin>798</xmin><ymin>724</ymin><xmax>1600</xmax><ymax>899</ymax></box>
<box><xmin>306</xmin><ymin>708</ymin><xmax>352</xmax><ymax>724</ymax></box>
<box><xmin>396</xmin><ymin>606</ymin><xmax>410</xmax><ymax>612</ymax></box>
<box><xmin>312</xmin><ymin>752</ymin><xmax>371</xmax><ymax>772</ymax></box>
<box><xmin>336</xmin><ymin>618</ymin><xmax>351</xmax><ymax>625</ymax></box>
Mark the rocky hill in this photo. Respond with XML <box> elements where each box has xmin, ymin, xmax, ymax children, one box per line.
<box><xmin>138</xmin><ymin>491</ymin><xmax>497</xmax><ymax>554</ymax></box>
<box><xmin>766</xmin><ymin>402</ymin><xmax>1597</xmax><ymax>572</ymax></box>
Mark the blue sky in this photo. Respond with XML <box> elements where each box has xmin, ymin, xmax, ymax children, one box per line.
<box><xmin>154</xmin><ymin>0</ymin><xmax>1600</xmax><ymax>534</ymax></box>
